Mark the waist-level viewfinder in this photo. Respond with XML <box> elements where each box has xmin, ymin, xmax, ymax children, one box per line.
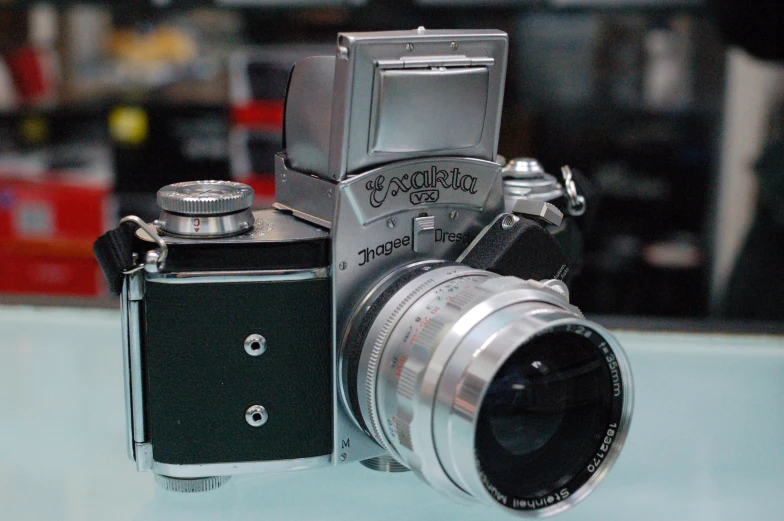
<box><xmin>283</xmin><ymin>29</ymin><xmax>507</xmax><ymax>179</ymax></box>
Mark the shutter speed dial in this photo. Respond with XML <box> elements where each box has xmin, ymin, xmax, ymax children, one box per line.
<box><xmin>156</xmin><ymin>181</ymin><xmax>255</xmax><ymax>238</ymax></box>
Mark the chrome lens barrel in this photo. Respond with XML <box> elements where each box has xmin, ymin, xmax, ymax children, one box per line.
<box><xmin>343</xmin><ymin>264</ymin><xmax>633</xmax><ymax>517</ymax></box>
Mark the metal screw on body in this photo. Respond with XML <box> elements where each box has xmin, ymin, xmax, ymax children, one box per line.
<box><xmin>406</xmin><ymin>43</ymin><xmax>414</xmax><ymax>52</ymax></box>
<box><xmin>450</xmin><ymin>41</ymin><xmax>458</xmax><ymax>51</ymax></box>
<box><xmin>339</xmin><ymin>262</ymin><xmax>347</xmax><ymax>270</ymax></box>
<box><xmin>245</xmin><ymin>405</ymin><xmax>268</xmax><ymax>427</ymax></box>
<box><xmin>340</xmin><ymin>453</ymin><xmax>348</xmax><ymax>461</ymax></box>
<box><xmin>449</xmin><ymin>210</ymin><xmax>459</xmax><ymax>220</ymax></box>
<box><xmin>387</xmin><ymin>218</ymin><xmax>396</xmax><ymax>228</ymax></box>
<box><xmin>501</xmin><ymin>214</ymin><xmax>519</xmax><ymax>230</ymax></box>
<box><xmin>244</xmin><ymin>334</ymin><xmax>267</xmax><ymax>356</ymax></box>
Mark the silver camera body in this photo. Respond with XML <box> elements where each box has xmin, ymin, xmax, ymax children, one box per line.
<box><xmin>278</xmin><ymin>28</ymin><xmax>511</xmax><ymax>465</ymax></box>
<box><xmin>101</xmin><ymin>29</ymin><xmax>633</xmax><ymax>517</ymax></box>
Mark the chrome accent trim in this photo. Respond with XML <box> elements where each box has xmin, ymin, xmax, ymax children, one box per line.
<box><xmin>158</xmin><ymin>208</ymin><xmax>255</xmax><ymax>238</ymax></box>
<box><xmin>274</xmin><ymin>153</ymin><xmax>335</xmax><ymax>229</ymax></box>
<box><xmin>273</xmin><ymin>203</ymin><xmax>332</xmax><ymax>230</ymax></box>
<box><xmin>376</xmin><ymin>55</ymin><xmax>494</xmax><ymax>69</ymax></box>
<box><xmin>245</xmin><ymin>405</ymin><xmax>269</xmax><ymax>427</ymax></box>
<box><xmin>154</xmin><ymin>474</ymin><xmax>231</xmax><ymax>493</ymax></box>
<box><xmin>128</xmin><ymin>271</ymin><xmax>146</xmax><ymax>446</ymax></box>
<box><xmin>501</xmin><ymin>158</ymin><xmax>566</xmax><ymax>214</ymax></box>
<box><xmin>272</xmin><ymin>203</ymin><xmax>332</xmax><ymax>230</ymax></box>
<box><xmin>135</xmin><ymin>442</ymin><xmax>153</xmax><ymax>472</ymax></box>
<box><xmin>412</xmin><ymin>215</ymin><xmax>436</xmax><ymax>253</ymax></box>
<box><xmin>146</xmin><ymin>267</ymin><xmax>329</xmax><ymax>284</ymax></box>
<box><xmin>120</xmin><ymin>215</ymin><xmax>168</xmax><ymax>271</ymax></box>
<box><xmin>128</xmin><ymin>271</ymin><xmax>145</xmax><ymax>301</ymax></box>
<box><xmin>512</xmin><ymin>199</ymin><xmax>564</xmax><ymax>227</ymax></box>
<box><xmin>151</xmin><ymin>455</ymin><xmax>332</xmax><ymax>478</ymax></box>
<box><xmin>502</xmin><ymin>158</ymin><xmax>544</xmax><ymax>178</ymax></box>
<box><xmin>360</xmin><ymin>455</ymin><xmax>409</xmax><ymax>473</ymax></box>
<box><xmin>120</xmin><ymin>279</ymin><xmax>134</xmax><ymax>461</ymax></box>
<box><xmin>139</xmin><ymin>209</ymin><xmax>329</xmax><ymax>246</ymax></box>
<box><xmin>244</xmin><ymin>334</ymin><xmax>267</xmax><ymax>357</ymax></box>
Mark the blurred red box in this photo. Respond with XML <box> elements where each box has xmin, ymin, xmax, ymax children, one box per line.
<box><xmin>0</xmin><ymin>251</ymin><xmax>103</xmax><ymax>296</ymax></box>
<box><xmin>0</xmin><ymin>176</ymin><xmax>112</xmax><ymax>297</ymax></box>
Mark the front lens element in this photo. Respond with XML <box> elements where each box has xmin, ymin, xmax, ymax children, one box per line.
<box><xmin>475</xmin><ymin>328</ymin><xmax>616</xmax><ymax>507</ymax></box>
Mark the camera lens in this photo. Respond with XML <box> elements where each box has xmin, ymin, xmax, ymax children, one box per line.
<box><xmin>344</xmin><ymin>264</ymin><xmax>632</xmax><ymax>517</ymax></box>
<box><xmin>475</xmin><ymin>331</ymin><xmax>613</xmax><ymax>502</ymax></box>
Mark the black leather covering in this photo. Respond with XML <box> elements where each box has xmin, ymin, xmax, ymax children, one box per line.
<box><xmin>144</xmin><ymin>278</ymin><xmax>333</xmax><ymax>465</ymax></box>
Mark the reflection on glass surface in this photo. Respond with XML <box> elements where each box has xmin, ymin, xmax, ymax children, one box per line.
<box><xmin>1</xmin><ymin>306</ymin><xmax>784</xmax><ymax>520</ymax></box>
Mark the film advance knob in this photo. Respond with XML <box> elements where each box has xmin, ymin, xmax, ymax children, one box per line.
<box><xmin>156</xmin><ymin>181</ymin><xmax>255</xmax><ymax>238</ymax></box>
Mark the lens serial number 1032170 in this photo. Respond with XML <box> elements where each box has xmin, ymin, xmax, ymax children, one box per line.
<box><xmin>587</xmin><ymin>424</ymin><xmax>617</xmax><ymax>473</ymax></box>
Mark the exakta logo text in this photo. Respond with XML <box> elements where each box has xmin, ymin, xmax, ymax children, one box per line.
<box><xmin>365</xmin><ymin>166</ymin><xmax>478</xmax><ymax>208</ymax></box>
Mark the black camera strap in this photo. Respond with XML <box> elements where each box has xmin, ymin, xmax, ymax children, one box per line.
<box><xmin>93</xmin><ymin>222</ymin><xmax>138</xmax><ymax>296</ymax></box>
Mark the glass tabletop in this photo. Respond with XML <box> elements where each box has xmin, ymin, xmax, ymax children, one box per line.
<box><xmin>0</xmin><ymin>305</ymin><xmax>782</xmax><ymax>521</ymax></box>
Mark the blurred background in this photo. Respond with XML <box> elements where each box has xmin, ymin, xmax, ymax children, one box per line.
<box><xmin>0</xmin><ymin>0</ymin><xmax>781</xmax><ymax>322</ymax></box>
<box><xmin>1</xmin><ymin>4</ymin><xmax>784</xmax><ymax>521</ymax></box>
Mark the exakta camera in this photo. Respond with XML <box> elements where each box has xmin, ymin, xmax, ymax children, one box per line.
<box><xmin>95</xmin><ymin>29</ymin><xmax>633</xmax><ymax>517</ymax></box>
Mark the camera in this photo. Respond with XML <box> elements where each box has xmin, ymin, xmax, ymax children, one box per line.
<box><xmin>94</xmin><ymin>29</ymin><xmax>633</xmax><ymax>517</ymax></box>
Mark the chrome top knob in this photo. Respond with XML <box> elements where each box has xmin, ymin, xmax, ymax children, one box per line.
<box><xmin>156</xmin><ymin>181</ymin><xmax>255</xmax><ymax>238</ymax></box>
<box><xmin>157</xmin><ymin>181</ymin><xmax>254</xmax><ymax>216</ymax></box>
<box><xmin>501</xmin><ymin>157</ymin><xmax>545</xmax><ymax>179</ymax></box>
<box><xmin>501</xmin><ymin>158</ymin><xmax>564</xmax><ymax>213</ymax></box>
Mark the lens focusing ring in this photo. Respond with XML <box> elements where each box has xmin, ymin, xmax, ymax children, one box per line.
<box><xmin>340</xmin><ymin>262</ymin><xmax>454</xmax><ymax>438</ymax></box>
<box><xmin>357</xmin><ymin>265</ymin><xmax>490</xmax><ymax>474</ymax></box>
<box><xmin>350</xmin><ymin>265</ymin><xmax>633</xmax><ymax>516</ymax></box>
<box><xmin>362</xmin><ymin>273</ymin><xmax>445</xmax><ymax>463</ymax></box>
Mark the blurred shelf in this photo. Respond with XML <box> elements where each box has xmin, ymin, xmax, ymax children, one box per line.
<box><xmin>416</xmin><ymin>0</ymin><xmax>705</xmax><ymax>7</ymax></box>
<box><xmin>0</xmin><ymin>0</ymin><xmax>710</xmax><ymax>10</ymax></box>
<box><xmin>217</xmin><ymin>0</ymin><xmax>365</xmax><ymax>5</ymax></box>
<box><xmin>0</xmin><ymin>294</ymin><xmax>118</xmax><ymax>309</ymax></box>
<box><xmin>548</xmin><ymin>0</ymin><xmax>704</xmax><ymax>8</ymax></box>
